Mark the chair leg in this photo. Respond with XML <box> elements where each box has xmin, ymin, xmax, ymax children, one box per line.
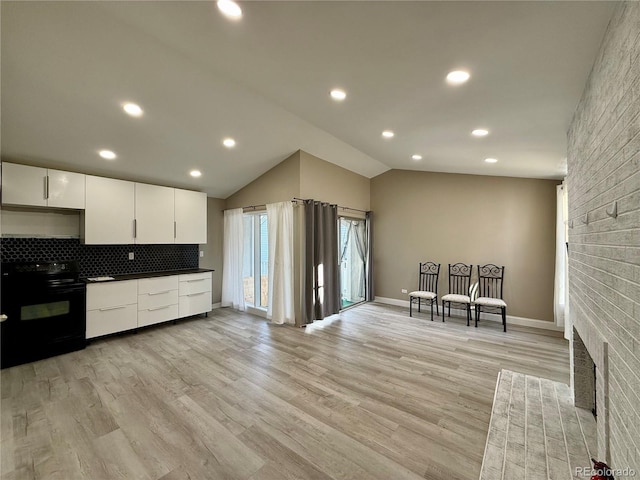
<box><xmin>409</xmin><ymin>297</ymin><xmax>413</xmax><ymax>317</ymax></box>
<box><xmin>418</xmin><ymin>298</ymin><xmax>421</xmax><ymax>313</ymax></box>
<box><xmin>430</xmin><ymin>300</ymin><xmax>434</xmax><ymax>321</ymax></box>
<box><xmin>502</xmin><ymin>307</ymin><xmax>507</xmax><ymax>332</ymax></box>
<box><xmin>475</xmin><ymin>305</ymin><xmax>479</xmax><ymax>327</ymax></box>
<box><xmin>466</xmin><ymin>305</ymin><xmax>470</xmax><ymax>326</ymax></box>
<box><xmin>447</xmin><ymin>303</ymin><xmax>451</xmax><ymax>318</ymax></box>
<box><xmin>442</xmin><ymin>301</ymin><xmax>446</xmax><ymax>322</ymax></box>
<box><xmin>435</xmin><ymin>301</ymin><xmax>439</xmax><ymax>316</ymax></box>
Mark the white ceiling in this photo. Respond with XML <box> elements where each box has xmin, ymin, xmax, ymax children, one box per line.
<box><xmin>1</xmin><ymin>1</ymin><xmax>615</xmax><ymax>198</ymax></box>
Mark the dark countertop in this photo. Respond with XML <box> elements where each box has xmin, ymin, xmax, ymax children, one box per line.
<box><xmin>83</xmin><ymin>268</ymin><xmax>214</xmax><ymax>283</ymax></box>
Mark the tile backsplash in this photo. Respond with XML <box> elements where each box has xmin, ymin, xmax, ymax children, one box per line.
<box><xmin>0</xmin><ymin>238</ymin><xmax>199</xmax><ymax>277</ymax></box>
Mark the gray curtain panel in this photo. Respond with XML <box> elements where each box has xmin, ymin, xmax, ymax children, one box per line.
<box><xmin>302</xmin><ymin>200</ymin><xmax>340</xmax><ymax>324</ymax></box>
<box><xmin>365</xmin><ymin>211</ymin><xmax>374</xmax><ymax>302</ymax></box>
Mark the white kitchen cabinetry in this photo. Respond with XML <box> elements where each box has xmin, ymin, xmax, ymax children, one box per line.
<box><xmin>179</xmin><ymin>272</ymin><xmax>212</xmax><ymax>317</ymax></box>
<box><xmin>2</xmin><ymin>163</ymin><xmax>85</xmax><ymax>209</ymax></box>
<box><xmin>137</xmin><ymin>276</ymin><xmax>179</xmax><ymax>328</ymax></box>
<box><xmin>86</xmin><ymin>280</ymin><xmax>138</xmax><ymax>338</ymax></box>
<box><xmin>174</xmin><ymin>189</ymin><xmax>207</xmax><ymax>244</ymax></box>
<box><xmin>84</xmin><ymin>176</ymin><xmax>135</xmax><ymax>244</ymax></box>
<box><xmin>135</xmin><ymin>183</ymin><xmax>175</xmax><ymax>244</ymax></box>
<box><xmin>2</xmin><ymin>164</ymin><xmax>47</xmax><ymax>207</ymax></box>
<box><xmin>47</xmin><ymin>169</ymin><xmax>86</xmax><ymax>209</ymax></box>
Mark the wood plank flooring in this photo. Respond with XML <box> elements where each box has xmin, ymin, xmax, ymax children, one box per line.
<box><xmin>1</xmin><ymin>303</ymin><xmax>570</xmax><ymax>480</ymax></box>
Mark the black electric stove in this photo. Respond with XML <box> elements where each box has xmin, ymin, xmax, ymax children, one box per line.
<box><xmin>1</xmin><ymin>260</ymin><xmax>86</xmax><ymax>369</ymax></box>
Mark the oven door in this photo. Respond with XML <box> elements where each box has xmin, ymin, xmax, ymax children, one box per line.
<box><xmin>1</xmin><ymin>283</ymin><xmax>86</xmax><ymax>368</ymax></box>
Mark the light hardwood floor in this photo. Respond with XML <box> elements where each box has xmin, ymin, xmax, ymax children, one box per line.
<box><xmin>1</xmin><ymin>303</ymin><xmax>569</xmax><ymax>480</ymax></box>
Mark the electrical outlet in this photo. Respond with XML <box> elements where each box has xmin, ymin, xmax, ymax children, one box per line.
<box><xmin>199</xmin><ymin>251</ymin><xmax>204</xmax><ymax>258</ymax></box>
<box><xmin>401</xmin><ymin>289</ymin><xmax>407</xmax><ymax>294</ymax></box>
<box><xmin>128</xmin><ymin>252</ymin><xmax>134</xmax><ymax>260</ymax></box>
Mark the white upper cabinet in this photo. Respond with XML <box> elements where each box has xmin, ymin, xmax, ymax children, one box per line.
<box><xmin>135</xmin><ymin>183</ymin><xmax>175</xmax><ymax>244</ymax></box>
<box><xmin>84</xmin><ymin>175</ymin><xmax>135</xmax><ymax>244</ymax></box>
<box><xmin>174</xmin><ymin>189</ymin><xmax>207</xmax><ymax>244</ymax></box>
<box><xmin>1</xmin><ymin>163</ymin><xmax>85</xmax><ymax>209</ymax></box>
<box><xmin>2</xmin><ymin>163</ymin><xmax>47</xmax><ymax>207</ymax></box>
<box><xmin>47</xmin><ymin>169</ymin><xmax>85</xmax><ymax>209</ymax></box>
<box><xmin>4</xmin><ymin>162</ymin><xmax>207</xmax><ymax>245</ymax></box>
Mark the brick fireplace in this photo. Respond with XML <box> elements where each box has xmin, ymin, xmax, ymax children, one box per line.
<box><xmin>571</xmin><ymin>327</ymin><xmax>610</xmax><ymax>462</ymax></box>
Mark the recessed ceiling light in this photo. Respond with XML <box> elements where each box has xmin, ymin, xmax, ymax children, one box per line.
<box><xmin>330</xmin><ymin>89</ymin><xmax>347</xmax><ymax>101</ymax></box>
<box><xmin>484</xmin><ymin>158</ymin><xmax>498</xmax><ymax>164</ymax></box>
<box><xmin>223</xmin><ymin>138</ymin><xmax>236</xmax><ymax>148</ymax></box>
<box><xmin>217</xmin><ymin>0</ymin><xmax>242</xmax><ymax>19</ymax></box>
<box><xmin>382</xmin><ymin>130</ymin><xmax>395</xmax><ymax>138</ymax></box>
<box><xmin>99</xmin><ymin>149</ymin><xmax>116</xmax><ymax>160</ymax></box>
<box><xmin>472</xmin><ymin>129</ymin><xmax>489</xmax><ymax>137</ymax></box>
<box><xmin>190</xmin><ymin>170</ymin><xmax>202</xmax><ymax>178</ymax></box>
<box><xmin>446</xmin><ymin>70</ymin><xmax>470</xmax><ymax>85</ymax></box>
<box><xmin>412</xmin><ymin>154</ymin><xmax>422</xmax><ymax>160</ymax></box>
<box><xmin>122</xmin><ymin>102</ymin><xmax>143</xmax><ymax>117</ymax></box>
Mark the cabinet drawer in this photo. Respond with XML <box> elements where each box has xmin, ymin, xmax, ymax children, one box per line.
<box><xmin>178</xmin><ymin>272</ymin><xmax>211</xmax><ymax>283</ymax></box>
<box><xmin>138</xmin><ymin>290</ymin><xmax>178</xmax><ymax>310</ymax></box>
<box><xmin>87</xmin><ymin>304</ymin><xmax>137</xmax><ymax>339</ymax></box>
<box><xmin>179</xmin><ymin>273</ymin><xmax>212</xmax><ymax>296</ymax></box>
<box><xmin>138</xmin><ymin>304</ymin><xmax>179</xmax><ymax>328</ymax></box>
<box><xmin>179</xmin><ymin>291</ymin><xmax>211</xmax><ymax>318</ymax></box>
<box><xmin>87</xmin><ymin>280</ymin><xmax>138</xmax><ymax>310</ymax></box>
<box><xmin>138</xmin><ymin>276</ymin><xmax>179</xmax><ymax>295</ymax></box>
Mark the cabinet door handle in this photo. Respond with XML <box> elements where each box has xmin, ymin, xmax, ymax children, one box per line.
<box><xmin>148</xmin><ymin>305</ymin><xmax>171</xmax><ymax>311</ymax></box>
<box><xmin>174</xmin><ymin>221</ymin><xmax>177</xmax><ymax>239</ymax></box>
<box><xmin>187</xmin><ymin>279</ymin><xmax>205</xmax><ymax>283</ymax></box>
<box><xmin>148</xmin><ymin>290</ymin><xmax>172</xmax><ymax>296</ymax></box>
<box><xmin>44</xmin><ymin>175</ymin><xmax>49</xmax><ymax>200</ymax></box>
<box><xmin>187</xmin><ymin>292</ymin><xmax>206</xmax><ymax>297</ymax></box>
<box><xmin>133</xmin><ymin>219</ymin><xmax>137</xmax><ymax>238</ymax></box>
<box><xmin>99</xmin><ymin>305</ymin><xmax>127</xmax><ymax>311</ymax></box>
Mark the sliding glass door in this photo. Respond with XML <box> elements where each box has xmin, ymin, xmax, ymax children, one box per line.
<box><xmin>243</xmin><ymin>213</ymin><xmax>268</xmax><ymax>309</ymax></box>
<box><xmin>339</xmin><ymin>217</ymin><xmax>367</xmax><ymax>309</ymax></box>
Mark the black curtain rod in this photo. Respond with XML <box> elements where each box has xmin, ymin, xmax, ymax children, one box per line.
<box><xmin>223</xmin><ymin>198</ymin><xmax>369</xmax><ymax>213</ymax></box>
<box><xmin>292</xmin><ymin>197</ymin><xmax>369</xmax><ymax>214</ymax></box>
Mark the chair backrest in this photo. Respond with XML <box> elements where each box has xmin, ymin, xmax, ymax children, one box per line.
<box><xmin>418</xmin><ymin>262</ymin><xmax>440</xmax><ymax>293</ymax></box>
<box><xmin>477</xmin><ymin>264</ymin><xmax>505</xmax><ymax>299</ymax></box>
<box><xmin>448</xmin><ymin>263</ymin><xmax>472</xmax><ymax>295</ymax></box>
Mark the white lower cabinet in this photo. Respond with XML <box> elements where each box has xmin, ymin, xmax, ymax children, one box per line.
<box><xmin>86</xmin><ymin>280</ymin><xmax>138</xmax><ymax>339</ymax></box>
<box><xmin>179</xmin><ymin>272</ymin><xmax>212</xmax><ymax>317</ymax></box>
<box><xmin>138</xmin><ymin>304</ymin><xmax>179</xmax><ymax>328</ymax></box>
<box><xmin>138</xmin><ymin>276</ymin><xmax>179</xmax><ymax>328</ymax></box>
<box><xmin>86</xmin><ymin>272</ymin><xmax>212</xmax><ymax>339</ymax></box>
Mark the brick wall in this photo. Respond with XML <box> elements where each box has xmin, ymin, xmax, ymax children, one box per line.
<box><xmin>566</xmin><ymin>1</ymin><xmax>640</xmax><ymax>470</ymax></box>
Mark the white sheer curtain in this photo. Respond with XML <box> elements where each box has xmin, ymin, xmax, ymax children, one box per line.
<box><xmin>266</xmin><ymin>201</ymin><xmax>294</xmax><ymax>325</ymax></box>
<box><xmin>221</xmin><ymin>208</ymin><xmax>245</xmax><ymax>311</ymax></box>
<box><xmin>554</xmin><ymin>184</ymin><xmax>567</xmax><ymax>331</ymax></box>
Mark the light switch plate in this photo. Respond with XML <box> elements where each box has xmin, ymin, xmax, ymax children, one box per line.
<box><xmin>199</xmin><ymin>251</ymin><xmax>204</xmax><ymax>257</ymax></box>
<box><xmin>128</xmin><ymin>252</ymin><xmax>134</xmax><ymax>260</ymax></box>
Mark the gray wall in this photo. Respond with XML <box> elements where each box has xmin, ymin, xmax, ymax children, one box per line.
<box><xmin>201</xmin><ymin>197</ymin><xmax>225</xmax><ymax>305</ymax></box>
<box><xmin>371</xmin><ymin>169</ymin><xmax>559</xmax><ymax>321</ymax></box>
<box><xmin>567</xmin><ymin>1</ymin><xmax>640</xmax><ymax>469</ymax></box>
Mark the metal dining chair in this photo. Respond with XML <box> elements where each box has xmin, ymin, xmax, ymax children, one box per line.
<box><xmin>408</xmin><ymin>262</ymin><xmax>440</xmax><ymax>321</ymax></box>
<box><xmin>441</xmin><ymin>263</ymin><xmax>473</xmax><ymax>325</ymax></box>
<box><xmin>474</xmin><ymin>264</ymin><xmax>507</xmax><ymax>332</ymax></box>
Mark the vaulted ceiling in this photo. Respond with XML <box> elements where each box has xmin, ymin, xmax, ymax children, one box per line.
<box><xmin>1</xmin><ymin>1</ymin><xmax>615</xmax><ymax>198</ymax></box>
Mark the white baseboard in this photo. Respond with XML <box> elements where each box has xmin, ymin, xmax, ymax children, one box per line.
<box><xmin>211</xmin><ymin>302</ymin><xmax>221</xmax><ymax>310</ymax></box>
<box><xmin>374</xmin><ymin>296</ymin><xmax>562</xmax><ymax>331</ymax></box>
<box><xmin>375</xmin><ymin>296</ymin><xmax>411</xmax><ymax>308</ymax></box>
